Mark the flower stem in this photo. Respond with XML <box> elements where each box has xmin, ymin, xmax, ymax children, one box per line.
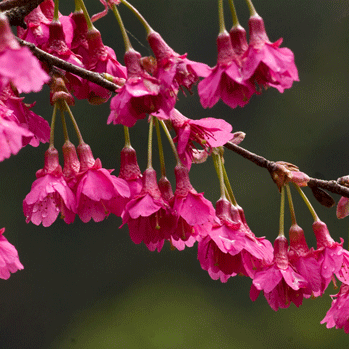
<box><xmin>228</xmin><ymin>0</ymin><xmax>239</xmax><ymax>27</ymax></box>
<box><xmin>49</xmin><ymin>103</ymin><xmax>58</xmax><ymax>148</ymax></box>
<box><xmin>110</xmin><ymin>3</ymin><xmax>132</xmax><ymax>51</ymax></box>
<box><xmin>60</xmin><ymin>108</ymin><xmax>69</xmax><ymax>142</ymax></box>
<box><xmin>218</xmin><ymin>0</ymin><xmax>226</xmax><ymax>33</ymax></box>
<box><xmin>155</xmin><ymin>118</ymin><xmax>166</xmax><ymax>177</ymax></box>
<box><xmin>120</xmin><ymin>0</ymin><xmax>153</xmax><ymax>35</ymax></box>
<box><xmin>244</xmin><ymin>0</ymin><xmax>258</xmax><ymax>17</ymax></box>
<box><xmin>159</xmin><ymin>119</ymin><xmax>181</xmax><ymax>166</ymax></box>
<box><xmin>285</xmin><ymin>184</ymin><xmax>297</xmax><ymax>226</ymax></box>
<box><xmin>75</xmin><ymin>0</ymin><xmax>94</xmax><ymax>31</ymax></box>
<box><xmin>53</xmin><ymin>0</ymin><xmax>59</xmax><ymax>21</ymax></box>
<box><xmin>294</xmin><ymin>184</ymin><xmax>319</xmax><ymax>222</ymax></box>
<box><xmin>63</xmin><ymin>100</ymin><xmax>84</xmax><ymax>145</ymax></box>
<box><xmin>212</xmin><ymin>150</ymin><xmax>226</xmax><ymax>200</ymax></box>
<box><xmin>123</xmin><ymin>126</ymin><xmax>131</xmax><ymax>147</ymax></box>
<box><xmin>147</xmin><ymin>116</ymin><xmax>154</xmax><ymax>169</ymax></box>
<box><xmin>279</xmin><ymin>186</ymin><xmax>285</xmax><ymax>237</ymax></box>
<box><xmin>222</xmin><ymin>162</ymin><xmax>237</xmax><ymax>205</ymax></box>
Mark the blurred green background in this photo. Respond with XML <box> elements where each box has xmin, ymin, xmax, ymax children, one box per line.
<box><xmin>1</xmin><ymin>0</ymin><xmax>349</xmax><ymax>348</ymax></box>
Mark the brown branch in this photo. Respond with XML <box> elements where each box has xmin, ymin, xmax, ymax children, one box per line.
<box><xmin>4</xmin><ymin>0</ymin><xmax>45</xmax><ymax>27</ymax></box>
<box><xmin>224</xmin><ymin>141</ymin><xmax>349</xmax><ymax>199</ymax></box>
<box><xmin>16</xmin><ymin>37</ymin><xmax>121</xmax><ymax>92</ymax></box>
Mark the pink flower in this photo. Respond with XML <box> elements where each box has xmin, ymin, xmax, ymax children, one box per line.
<box><xmin>0</xmin><ymin>105</ymin><xmax>34</xmax><ymax>161</ymax></box>
<box><xmin>0</xmin><ymin>228</ymin><xmax>23</xmax><ymax>279</ymax></box>
<box><xmin>169</xmin><ymin>165</ymin><xmax>215</xmax><ymax>250</ymax></box>
<box><xmin>73</xmin><ymin>143</ymin><xmax>130</xmax><ymax>223</ymax></box>
<box><xmin>107</xmin><ymin>49</ymin><xmax>161</xmax><ymax>127</ymax></box>
<box><xmin>336</xmin><ymin>196</ymin><xmax>349</xmax><ymax>219</ymax></box>
<box><xmin>70</xmin><ymin>11</ymin><xmax>89</xmax><ymax>66</ymax></box>
<box><xmin>86</xmin><ymin>28</ymin><xmax>126</xmax><ymax>104</ymax></box>
<box><xmin>147</xmin><ymin>31</ymin><xmax>210</xmax><ymax>112</ymax></box>
<box><xmin>251</xmin><ymin>235</ymin><xmax>308</xmax><ymax>311</ymax></box>
<box><xmin>312</xmin><ymin>220</ymin><xmax>344</xmax><ymax>293</ymax></box>
<box><xmin>287</xmin><ymin>224</ymin><xmax>322</xmax><ymax>298</ymax></box>
<box><xmin>0</xmin><ymin>85</ymin><xmax>50</xmax><ymax>147</ymax></box>
<box><xmin>198</xmin><ymin>30</ymin><xmax>255</xmax><ymax>109</ymax></box>
<box><xmin>0</xmin><ymin>13</ymin><xmax>49</xmax><ymax>93</ymax></box>
<box><xmin>23</xmin><ymin>147</ymin><xmax>77</xmax><ymax>227</ymax></box>
<box><xmin>198</xmin><ymin>199</ymin><xmax>273</xmax><ymax>282</ymax></box>
<box><xmin>321</xmin><ymin>284</ymin><xmax>349</xmax><ymax>333</ymax></box>
<box><xmin>169</xmin><ymin>108</ymin><xmax>236</xmax><ymax>168</ymax></box>
<box><xmin>121</xmin><ymin>168</ymin><xmax>176</xmax><ymax>252</ymax></box>
<box><xmin>242</xmin><ymin>15</ymin><xmax>299</xmax><ymax>93</ymax></box>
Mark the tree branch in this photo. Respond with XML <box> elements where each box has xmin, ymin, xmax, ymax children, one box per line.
<box><xmin>16</xmin><ymin>37</ymin><xmax>121</xmax><ymax>92</ymax></box>
<box><xmin>224</xmin><ymin>141</ymin><xmax>349</xmax><ymax>199</ymax></box>
<box><xmin>4</xmin><ymin>0</ymin><xmax>45</xmax><ymax>27</ymax></box>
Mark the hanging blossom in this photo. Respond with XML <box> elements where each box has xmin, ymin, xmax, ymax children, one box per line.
<box><xmin>68</xmin><ymin>143</ymin><xmax>130</xmax><ymax>223</ymax></box>
<box><xmin>0</xmin><ymin>13</ymin><xmax>49</xmax><ymax>93</ymax></box>
<box><xmin>0</xmin><ymin>228</ymin><xmax>23</xmax><ymax>280</ymax></box>
<box><xmin>164</xmin><ymin>108</ymin><xmax>242</xmax><ymax>168</ymax></box>
<box><xmin>321</xmin><ymin>284</ymin><xmax>349</xmax><ymax>333</ymax></box>
<box><xmin>147</xmin><ymin>31</ymin><xmax>211</xmax><ymax>113</ymax></box>
<box><xmin>121</xmin><ymin>168</ymin><xmax>176</xmax><ymax>252</ymax></box>
<box><xmin>0</xmin><ymin>85</ymin><xmax>50</xmax><ymax>147</ymax></box>
<box><xmin>23</xmin><ymin>147</ymin><xmax>77</xmax><ymax>227</ymax></box>
<box><xmin>242</xmin><ymin>15</ymin><xmax>299</xmax><ymax>93</ymax></box>
<box><xmin>198</xmin><ymin>198</ymin><xmax>273</xmax><ymax>282</ymax></box>
<box><xmin>198</xmin><ymin>28</ymin><xmax>255</xmax><ymax>109</ymax></box>
<box><xmin>250</xmin><ymin>235</ymin><xmax>308</xmax><ymax>311</ymax></box>
<box><xmin>169</xmin><ymin>165</ymin><xmax>215</xmax><ymax>250</ymax></box>
<box><xmin>108</xmin><ymin>49</ymin><xmax>162</xmax><ymax>127</ymax></box>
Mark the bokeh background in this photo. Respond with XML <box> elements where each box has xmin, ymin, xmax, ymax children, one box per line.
<box><xmin>1</xmin><ymin>0</ymin><xmax>349</xmax><ymax>348</ymax></box>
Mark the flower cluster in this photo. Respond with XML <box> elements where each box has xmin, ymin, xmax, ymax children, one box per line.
<box><xmin>0</xmin><ymin>0</ymin><xmax>348</xmax><ymax>337</ymax></box>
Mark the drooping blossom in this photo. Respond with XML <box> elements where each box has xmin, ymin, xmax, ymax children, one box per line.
<box><xmin>86</xmin><ymin>28</ymin><xmax>126</xmax><ymax>104</ymax></box>
<box><xmin>312</xmin><ymin>220</ymin><xmax>345</xmax><ymax>293</ymax></box>
<box><xmin>198</xmin><ymin>29</ymin><xmax>255</xmax><ymax>109</ymax></box>
<box><xmin>121</xmin><ymin>167</ymin><xmax>176</xmax><ymax>252</ymax></box>
<box><xmin>321</xmin><ymin>284</ymin><xmax>349</xmax><ymax>333</ymax></box>
<box><xmin>168</xmin><ymin>108</ymin><xmax>237</xmax><ymax>168</ymax></box>
<box><xmin>251</xmin><ymin>235</ymin><xmax>308</xmax><ymax>311</ymax></box>
<box><xmin>0</xmin><ymin>105</ymin><xmax>34</xmax><ymax>161</ymax></box>
<box><xmin>72</xmin><ymin>143</ymin><xmax>130</xmax><ymax>223</ymax></box>
<box><xmin>147</xmin><ymin>31</ymin><xmax>210</xmax><ymax>112</ymax></box>
<box><xmin>0</xmin><ymin>228</ymin><xmax>23</xmax><ymax>280</ymax></box>
<box><xmin>0</xmin><ymin>85</ymin><xmax>50</xmax><ymax>147</ymax></box>
<box><xmin>70</xmin><ymin>10</ymin><xmax>89</xmax><ymax>65</ymax></box>
<box><xmin>198</xmin><ymin>199</ymin><xmax>273</xmax><ymax>282</ymax></box>
<box><xmin>23</xmin><ymin>147</ymin><xmax>77</xmax><ymax>227</ymax></box>
<box><xmin>287</xmin><ymin>224</ymin><xmax>322</xmax><ymax>298</ymax></box>
<box><xmin>107</xmin><ymin>49</ymin><xmax>161</xmax><ymax>127</ymax></box>
<box><xmin>169</xmin><ymin>165</ymin><xmax>215</xmax><ymax>250</ymax></box>
<box><xmin>0</xmin><ymin>13</ymin><xmax>49</xmax><ymax>93</ymax></box>
<box><xmin>242</xmin><ymin>15</ymin><xmax>299</xmax><ymax>93</ymax></box>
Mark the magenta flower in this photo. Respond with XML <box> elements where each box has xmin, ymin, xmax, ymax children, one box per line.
<box><xmin>23</xmin><ymin>147</ymin><xmax>77</xmax><ymax>226</ymax></box>
<box><xmin>198</xmin><ymin>199</ymin><xmax>273</xmax><ymax>282</ymax></box>
<box><xmin>0</xmin><ymin>85</ymin><xmax>50</xmax><ymax>147</ymax></box>
<box><xmin>169</xmin><ymin>165</ymin><xmax>215</xmax><ymax>250</ymax></box>
<box><xmin>251</xmin><ymin>235</ymin><xmax>308</xmax><ymax>311</ymax></box>
<box><xmin>0</xmin><ymin>13</ymin><xmax>49</xmax><ymax>93</ymax></box>
<box><xmin>121</xmin><ymin>168</ymin><xmax>176</xmax><ymax>252</ymax></box>
<box><xmin>0</xmin><ymin>228</ymin><xmax>23</xmax><ymax>279</ymax></box>
<box><xmin>169</xmin><ymin>108</ymin><xmax>236</xmax><ymax>168</ymax></box>
<box><xmin>198</xmin><ymin>30</ymin><xmax>255</xmax><ymax>109</ymax></box>
<box><xmin>107</xmin><ymin>49</ymin><xmax>162</xmax><ymax>127</ymax></box>
<box><xmin>86</xmin><ymin>28</ymin><xmax>126</xmax><ymax>104</ymax></box>
<box><xmin>70</xmin><ymin>11</ymin><xmax>89</xmax><ymax>66</ymax></box>
<box><xmin>287</xmin><ymin>224</ymin><xmax>322</xmax><ymax>298</ymax></box>
<box><xmin>321</xmin><ymin>284</ymin><xmax>349</xmax><ymax>333</ymax></box>
<box><xmin>242</xmin><ymin>15</ymin><xmax>299</xmax><ymax>93</ymax></box>
<box><xmin>312</xmin><ymin>220</ymin><xmax>345</xmax><ymax>293</ymax></box>
<box><xmin>0</xmin><ymin>105</ymin><xmax>34</xmax><ymax>161</ymax></box>
<box><xmin>74</xmin><ymin>143</ymin><xmax>130</xmax><ymax>223</ymax></box>
<box><xmin>147</xmin><ymin>31</ymin><xmax>210</xmax><ymax>112</ymax></box>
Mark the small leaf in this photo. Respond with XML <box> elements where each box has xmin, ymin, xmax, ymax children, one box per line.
<box><xmin>310</xmin><ymin>186</ymin><xmax>335</xmax><ymax>208</ymax></box>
